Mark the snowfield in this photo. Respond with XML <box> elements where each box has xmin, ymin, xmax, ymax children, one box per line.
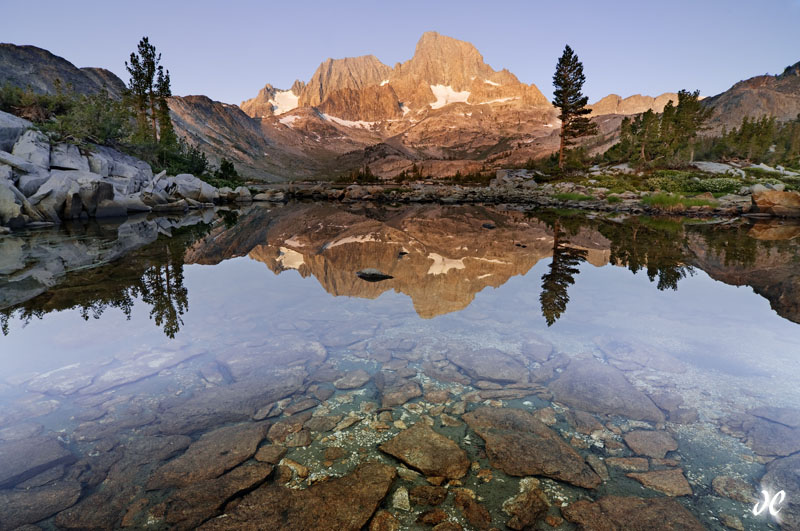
<box><xmin>269</xmin><ymin>90</ymin><xmax>299</xmax><ymax>115</ymax></box>
<box><xmin>429</xmin><ymin>85</ymin><xmax>471</xmax><ymax>109</ymax></box>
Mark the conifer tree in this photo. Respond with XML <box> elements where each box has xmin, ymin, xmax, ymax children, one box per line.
<box><xmin>125</xmin><ymin>37</ymin><xmax>169</xmax><ymax>143</ymax></box>
<box><xmin>155</xmin><ymin>65</ymin><xmax>178</xmax><ymax>161</ymax></box>
<box><xmin>552</xmin><ymin>45</ymin><xmax>597</xmax><ymax>169</ymax></box>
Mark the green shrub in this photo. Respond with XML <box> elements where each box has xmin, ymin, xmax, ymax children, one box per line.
<box><xmin>606</xmin><ymin>195</ymin><xmax>622</xmax><ymax>203</ymax></box>
<box><xmin>555</xmin><ymin>192</ymin><xmax>594</xmax><ymax>201</ymax></box>
<box><xmin>746</xmin><ymin>166</ymin><xmax>783</xmax><ymax>178</ymax></box>
<box><xmin>687</xmin><ymin>178</ymin><xmax>741</xmax><ymax>194</ymax></box>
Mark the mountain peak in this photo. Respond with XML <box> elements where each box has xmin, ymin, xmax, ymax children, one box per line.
<box><xmin>396</xmin><ymin>31</ymin><xmax>489</xmax><ymax>91</ymax></box>
<box><xmin>299</xmin><ymin>55</ymin><xmax>391</xmax><ymax>107</ymax></box>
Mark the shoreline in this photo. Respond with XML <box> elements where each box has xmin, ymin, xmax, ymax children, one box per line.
<box><xmin>250</xmin><ymin>182</ymin><xmax>756</xmax><ymax>219</ymax></box>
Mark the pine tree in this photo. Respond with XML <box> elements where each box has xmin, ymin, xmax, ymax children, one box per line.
<box><xmin>125</xmin><ymin>37</ymin><xmax>169</xmax><ymax>143</ymax></box>
<box><xmin>155</xmin><ymin>65</ymin><xmax>178</xmax><ymax>163</ymax></box>
<box><xmin>552</xmin><ymin>45</ymin><xmax>597</xmax><ymax>169</ymax></box>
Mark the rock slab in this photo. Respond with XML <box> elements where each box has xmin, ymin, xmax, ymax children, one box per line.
<box><xmin>197</xmin><ymin>461</ymin><xmax>396</xmax><ymax>530</ymax></box>
<box><xmin>148</xmin><ymin>422</ymin><xmax>268</xmax><ymax>489</ymax></box>
<box><xmin>463</xmin><ymin>407</ymin><xmax>601</xmax><ymax>489</ymax></box>
<box><xmin>562</xmin><ymin>495</ymin><xmax>704</xmax><ymax>530</ymax></box>
<box><xmin>549</xmin><ymin>359</ymin><xmax>664</xmax><ymax>423</ymax></box>
<box><xmin>0</xmin><ymin>436</ymin><xmax>75</xmax><ymax>489</ymax></box>
<box><xmin>379</xmin><ymin>422</ymin><xmax>469</xmax><ymax>479</ymax></box>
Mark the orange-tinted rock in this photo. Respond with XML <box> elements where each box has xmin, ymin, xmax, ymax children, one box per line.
<box><xmin>504</xmin><ymin>487</ymin><xmax>549</xmax><ymax>530</ymax></box>
<box><xmin>627</xmin><ymin>469</ymin><xmax>692</xmax><ymax>496</ymax></box>
<box><xmin>453</xmin><ymin>489</ymin><xmax>491</xmax><ymax>530</ymax></box>
<box><xmin>147</xmin><ymin>423</ymin><xmax>267</xmax><ymax>489</ymax></box>
<box><xmin>379</xmin><ymin>422</ymin><xmax>469</xmax><ymax>479</ymax></box>
<box><xmin>463</xmin><ymin>407</ymin><xmax>601</xmax><ymax>489</ymax></box>
<box><xmin>163</xmin><ymin>462</ymin><xmax>274</xmax><ymax>530</ymax></box>
<box><xmin>562</xmin><ymin>496</ymin><xmax>704</xmax><ymax>530</ymax></box>
<box><xmin>752</xmin><ymin>190</ymin><xmax>800</xmax><ymax>217</ymax></box>
<box><xmin>197</xmin><ymin>461</ymin><xmax>396</xmax><ymax>530</ymax></box>
<box><xmin>369</xmin><ymin>510</ymin><xmax>401</xmax><ymax>531</ymax></box>
<box><xmin>409</xmin><ymin>485</ymin><xmax>448</xmax><ymax>506</ymax></box>
<box><xmin>623</xmin><ymin>430</ymin><xmax>678</xmax><ymax>459</ymax></box>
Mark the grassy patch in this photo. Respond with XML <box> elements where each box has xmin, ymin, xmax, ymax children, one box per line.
<box><xmin>641</xmin><ymin>193</ymin><xmax>717</xmax><ymax>210</ymax></box>
<box><xmin>606</xmin><ymin>195</ymin><xmax>622</xmax><ymax>204</ymax></box>
<box><xmin>555</xmin><ymin>192</ymin><xmax>594</xmax><ymax>201</ymax></box>
<box><xmin>746</xmin><ymin>166</ymin><xmax>784</xmax><ymax>178</ymax></box>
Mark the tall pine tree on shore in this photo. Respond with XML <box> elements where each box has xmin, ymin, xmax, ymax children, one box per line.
<box><xmin>552</xmin><ymin>45</ymin><xmax>597</xmax><ymax>169</ymax></box>
<box><xmin>126</xmin><ymin>37</ymin><xmax>172</xmax><ymax>144</ymax></box>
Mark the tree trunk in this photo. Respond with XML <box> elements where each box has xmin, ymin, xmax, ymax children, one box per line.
<box><xmin>558</xmin><ymin>123</ymin><xmax>566</xmax><ymax>169</ymax></box>
<box><xmin>149</xmin><ymin>90</ymin><xmax>158</xmax><ymax>142</ymax></box>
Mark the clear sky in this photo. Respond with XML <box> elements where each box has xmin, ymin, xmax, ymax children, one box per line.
<box><xmin>2</xmin><ymin>0</ymin><xmax>799</xmax><ymax>105</ymax></box>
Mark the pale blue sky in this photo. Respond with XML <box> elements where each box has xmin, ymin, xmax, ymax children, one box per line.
<box><xmin>1</xmin><ymin>0</ymin><xmax>798</xmax><ymax>105</ymax></box>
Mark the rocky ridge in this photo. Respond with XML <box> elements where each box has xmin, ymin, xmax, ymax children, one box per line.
<box><xmin>0</xmin><ymin>44</ymin><xmax>126</xmax><ymax>100</ymax></box>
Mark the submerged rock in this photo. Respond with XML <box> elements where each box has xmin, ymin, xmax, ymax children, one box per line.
<box><xmin>453</xmin><ymin>489</ymin><xmax>491</xmax><ymax>530</ymax></box>
<box><xmin>562</xmin><ymin>496</ymin><xmax>704</xmax><ymax>530</ymax></box>
<box><xmin>0</xmin><ymin>480</ymin><xmax>82</xmax><ymax>530</ymax></box>
<box><xmin>163</xmin><ymin>462</ymin><xmax>274</xmax><ymax>530</ymax></box>
<box><xmin>0</xmin><ymin>436</ymin><xmax>75</xmax><ymax>489</ymax></box>
<box><xmin>379</xmin><ymin>422</ymin><xmax>469</xmax><ymax>479</ymax></box>
<box><xmin>409</xmin><ymin>485</ymin><xmax>448</xmax><ymax>506</ymax></box>
<box><xmin>711</xmin><ymin>475</ymin><xmax>755</xmax><ymax>504</ymax></box>
<box><xmin>503</xmin><ymin>486</ymin><xmax>549</xmax><ymax>530</ymax></box>
<box><xmin>369</xmin><ymin>510</ymin><xmax>401</xmax><ymax>531</ymax></box>
<box><xmin>744</xmin><ymin>416</ymin><xmax>800</xmax><ymax>457</ymax></box>
<box><xmin>147</xmin><ymin>422</ymin><xmax>268</xmax><ymax>489</ymax></box>
<box><xmin>463</xmin><ymin>407</ymin><xmax>601</xmax><ymax>489</ymax></box>
<box><xmin>762</xmin><ymin>453</ymin><xmax>800</xmax><ymax>531</ymax></box>
<box><xmin>549</xmin><ymin>359</ymin><xmax>664</xmax><ymax>423</ymax></box>
<box><xmin>334</xmin><ymin>369</ymin><xmax>371</xmax><ymax>389</ymax></box>
<box><xmin>446</xmin><ymin>348</ymin><xmax>529</xmax><ymax>383</ymax></box>
<box><xmin>197</xmin><ymin>461</ymin><xmax>396</xmax><ymax>530</ymax></box>
<box><xmin>381</xmin><ymin>380</ymin><xmax>422</xmax><ymax>407</ymax></box>
<box><xmin>626</xmin><ymin>469</ymin><xmax>692</xmax><ymax>496</ymax></box>
<box><xmin>623</xmin><ymin>430</ymin><xmax>678</xmax><ymax>459</ymax></box>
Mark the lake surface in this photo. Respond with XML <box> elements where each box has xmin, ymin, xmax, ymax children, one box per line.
<box><xmin>1</xmin><ymin>202</ymin><xmax>799</xmax><ymax>530</ymax></box>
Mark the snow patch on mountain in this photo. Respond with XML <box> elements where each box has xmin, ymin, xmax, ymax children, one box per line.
<box><xmin>279</xmin><ymin>115</ymin><xmax>300</xmax><ymax>127</ymax></box>
<box><xmin>321</xmin><ymin>113</ymin><xmax>376</xmax><ymax>129</ymax></box>
<box><xmin>269</xmin><ymin>90</ymin><xmax>299</xmax><ymax>115</ymax></box>
<box><xmin>429</xmin><ymin>85</ymin><xmax>471</xmax><ymax>109</ymax></box>
<box><xmin>480</xmin><ymin>97</ymin><xmax>519</xmax><ymax>105</ymax></box>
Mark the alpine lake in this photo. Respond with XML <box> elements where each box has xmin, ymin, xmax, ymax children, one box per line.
<box><xmin>1</xmin><ymin>201</ymin><xmax>799</xmax><ymax>530</ymax></box>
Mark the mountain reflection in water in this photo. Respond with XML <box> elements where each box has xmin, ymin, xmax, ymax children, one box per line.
<box><xmin>2</xmin><ymin>203</ymin><xmax>800</xmax><ymax>337</ymax></box>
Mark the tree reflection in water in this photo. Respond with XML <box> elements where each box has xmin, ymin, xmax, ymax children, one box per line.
<box><xmin>1</xmin><ymin>223</ymin><xmax>206</xmax><ymax>339</ymax></box>
<box><xmin>539</xmin><ymin>219</ymin><xmax>587</xmax><ymax>326</ymax></box>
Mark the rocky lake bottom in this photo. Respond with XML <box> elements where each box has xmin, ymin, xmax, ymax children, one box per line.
<box><xmin>1</xmin><ymin>201</ymin><xmax>799</xmax><ymax>530</ymax></box>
